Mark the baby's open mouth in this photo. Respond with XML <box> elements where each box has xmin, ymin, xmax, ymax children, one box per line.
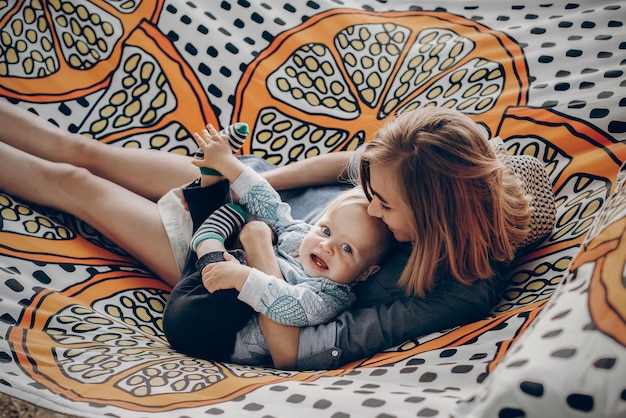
<box><xmin>310</xmin><ymin>254</ymin><xmax>328</xmax><ymax>270</ymax></box>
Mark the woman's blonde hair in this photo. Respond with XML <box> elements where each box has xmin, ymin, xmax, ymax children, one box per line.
<box><xmin>359</xmin><ymin>107</ymin><xmax>531</xmax><ymax>297</ymax></box>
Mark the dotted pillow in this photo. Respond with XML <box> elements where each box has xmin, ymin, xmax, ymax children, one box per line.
<box><xmin>455</xmin><ymin>161</ymin><xmax>626</xmax><ymax>417</ymax></box>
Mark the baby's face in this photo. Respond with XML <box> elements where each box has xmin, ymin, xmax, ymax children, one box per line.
<box><xmin>299</xmin><ymin>204</ymin><xmax>383</xmax><ymax>284</ymax></box>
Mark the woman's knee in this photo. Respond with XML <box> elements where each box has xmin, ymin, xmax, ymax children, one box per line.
<box><xmin>63</xmin><ymin>133</ymin><xmax>103</xmax><ymax>166</ymax></box>
<box><xmin>50</xmin><ymin>163</ymin><xmax>99</xmax><ymax>195</ymax></box>
<box><xmin>163</xmin><ymin>279</ymin><xmax>253</xmax><ymax>360</ymax></box>
<box><xmin>162</xmin><ymin>288</ymin><xmax>209</xmax><ymax>353</ymax></box>
<box><xmin>162</xmin><ymin>290</ymin><xmax>235</xmax><ymax>360</ymax></box>
<box><xmin>31</xmin><ymin>162</ymin><xmax>95</xmax><ymax>207</ymax></box>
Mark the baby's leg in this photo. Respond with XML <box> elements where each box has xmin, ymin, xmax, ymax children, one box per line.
<box><xmin>0</xmin><ymin>100</ymin><xmax>198</xmax><ymax>201</ymax></box>
<box><xmin>163</xmin><ymin>251</ymin><xmax>254</xmax><ymax>361</ymax></box>
<box><xmin>191</xmin><ymin>203</ymin><xmax>247</xmax><ymax>254</ymax></box>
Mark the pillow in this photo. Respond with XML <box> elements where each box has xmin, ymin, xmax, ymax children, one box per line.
<box><xmin>455</xmin><ymin>161</ymin><xmax>626</xmax><ymax>417</ymax></box>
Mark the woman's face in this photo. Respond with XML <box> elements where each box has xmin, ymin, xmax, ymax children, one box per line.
<box><xmin>366</xmin><ymin>162</ymin><xmax>415</xmax><ymax>243</ymax></box>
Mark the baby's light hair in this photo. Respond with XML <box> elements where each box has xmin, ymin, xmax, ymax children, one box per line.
<box><xmin>325</xmin><ymin>187</ymin><xmax>370</xmax><ymax>213</ymax></box>
<box><xmin>323</xmin><ymin>187</ymin><xmax>395</xmax><ymax>263</ymax></box>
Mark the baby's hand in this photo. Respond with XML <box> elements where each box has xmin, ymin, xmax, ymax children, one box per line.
<box><xmin>201</xmin><ymin>252</ymin><xmax>250</xmax><ymax>293</ymax></box>
<box><xmin>191</xmin><ymin>123</ymin><xmax>234</xmax><ymax>172</ymax></box>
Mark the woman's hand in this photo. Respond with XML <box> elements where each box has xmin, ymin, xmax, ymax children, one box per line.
<box><xmin>201</xmin><ymin>252</ymin><xmax>250</xmax><ymax>292</ymax></box>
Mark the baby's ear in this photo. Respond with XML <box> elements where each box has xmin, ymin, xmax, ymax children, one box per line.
<box><xmin>358</xmin><ymin>265</ymin><xmax>380</xmax><ymax>281</ymax></box>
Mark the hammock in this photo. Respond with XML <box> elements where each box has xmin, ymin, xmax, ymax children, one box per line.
<box><xmin>0</xmin><ymin>1</ymin><xmax>625</xmax><ymax>416</ymax></box>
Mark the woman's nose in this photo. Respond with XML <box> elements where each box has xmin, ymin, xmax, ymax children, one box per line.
<box><xmin>367</xmin><ymin>201</ymin><xmax>381</xmax><ymax>218</ymax></box>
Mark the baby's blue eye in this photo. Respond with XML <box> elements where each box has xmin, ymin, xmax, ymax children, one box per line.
<box><xmin>341</xmin><ymin>244</ymin><xmax>353</xmax><ymax>254</ymax></box>
<box><xmin>321</xmin><ymin>226</ymin><xmax>330</xmax><ymax>236</ymax></box>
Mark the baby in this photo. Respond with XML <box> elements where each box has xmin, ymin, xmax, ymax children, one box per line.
<box><xmin>165</xmin><ymin>123</ymin><xmax>394</xmax><ymax>365</ymax></box>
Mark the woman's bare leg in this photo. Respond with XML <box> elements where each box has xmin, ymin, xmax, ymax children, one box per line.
<box><xmin>0</xmin><ymin>141</ymin><xmax>180</xmax><ymax>286</ymax></box>
<box><xmin>0</xmin><ymin>100</ymin><xmax>199</xmax><ymax>201</ymax></box>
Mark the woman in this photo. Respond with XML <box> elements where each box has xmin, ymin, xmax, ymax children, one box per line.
<box><xmin>0</xmin><ymin>101</ymin><xmax>555</xmax><ymax>369</ymax></box>
<box><xmin>260</xmin><ymin>108</ymin><xmax>556</xmax><ymax>368</ymax></box>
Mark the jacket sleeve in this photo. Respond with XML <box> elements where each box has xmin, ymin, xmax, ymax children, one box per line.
<box><xmin>231</xmin><ymin>167</ymin><xmax>310</xmax><ymax>236</ymax></box>
<box><xmin>238</xmin><ymin>268</ymin><xmax>354</xmax><ymax>327</ymax></box>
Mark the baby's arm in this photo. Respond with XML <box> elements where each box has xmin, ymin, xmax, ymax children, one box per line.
<box><xmin>200</xmin><ymin>256</ymin><xmax>250</xmax><ymax>293</ymax></box>
<box><xmin>201</xmin><ymin>221</ymin><xmax>283</xmax><ymax>293</ymax></box>
<box><xmin>232</xmin><ymin>168</ymin><xmax>309</xmax><ymax>238</ymax></box>
<box><xmin>238</xmin><ymin>273</ymin><xmax>353</xmax><ymax>327</ymax></box>
<box><xmin>201</xmin><ymin>252</ymin><xmax>351</xmax><ymax>342</ymax></box>
<box><xmin>238</xmin><ymin>221</ymin><xmax>284</xmax><ymax>280</ymax></box>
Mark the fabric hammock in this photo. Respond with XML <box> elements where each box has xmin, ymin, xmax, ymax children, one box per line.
<box><xmin>0</xmin><ymin>1</ymin><xmax>625</xmax><ymax>417</ymax></box>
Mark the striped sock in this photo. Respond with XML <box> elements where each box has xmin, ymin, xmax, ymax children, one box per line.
<box><xmin>224</xmin><ymin>122</ymin><xmax>249</xmax><ymax>154</ymax></box>
<box><xmin>191</xmin><ymin>203</ymin><xmax>247</xmax><ymax>251</ymax></box>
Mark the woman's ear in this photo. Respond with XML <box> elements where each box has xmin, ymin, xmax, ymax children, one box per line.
<box><xmin>358</xmin><ymin>265</ymin><xmax>381</xmax><ymax>281</ymax></box>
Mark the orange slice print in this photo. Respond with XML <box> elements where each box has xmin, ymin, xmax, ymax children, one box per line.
<box><xmin>0</xmin><ymin>194</ymin><xmax>134</xmax><ymax>267</ymax></box>
<box><xmin>9</xmin><ymin>272</ymin><xmax>337</xmax><ymax>411</ymax></box>
<box><xmin>497</xmin><ymin>106</ymin><xmax>626</xmax><ymax>255</ymax></box>
<box><xmin>76</xmin><ymin>20</ymin><xmax>218</xmax><ymax>155</ymax></box>
<box><xmin>585</xmin><ymin>216</ymin><xmax>626</xmax><ymax>347</ymax></box>
<box><xmin>0</xmin><ymin>0</ymin><xmax>163</xmax><ymax>102</ymax></box>
<box><xmin>0</xmin><ymin>20</ymin><xmax>219</xmax><ymax>264</ymax></box>
<box><xmin>233</xmin><ymin>8</ymin><xmax>528</xmax><ymax>165</ymax></box>
<box><xmin>569</xmin><ymin>180</ymin><xmax>626</xmax><ymax>347</ymax></box>
<box><xmin>491</xmin><ymin>106</ymin><xmax>626</xmax><ymax>315</ymax></box>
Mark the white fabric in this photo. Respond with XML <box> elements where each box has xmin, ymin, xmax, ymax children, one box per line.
<box><xmin>157</xmin><ymin>187</ymin><xmax>193</xmax><ymax>274</ymax></box>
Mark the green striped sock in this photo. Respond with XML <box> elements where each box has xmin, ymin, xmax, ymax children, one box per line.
<box><xmin>191</xmin><ymin>203</ymin><xmax>247</xmax><ymax>251</ymax></box>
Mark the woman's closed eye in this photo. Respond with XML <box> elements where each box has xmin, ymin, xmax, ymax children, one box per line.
<box><xmin>372</xmin><ymin>196</ymin><xmax>391</xmax><ymax>212</ymax></box>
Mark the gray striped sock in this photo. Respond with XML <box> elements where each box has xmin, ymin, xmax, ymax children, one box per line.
<box><xmin>191</xmin><ymin>203</ymin><xmax>247</xmax><ymax>251</ymax></box>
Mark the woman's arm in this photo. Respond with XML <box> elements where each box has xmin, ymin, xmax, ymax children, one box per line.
<box><xmin>239</xmin><ymin>222</ymin><xmax>301</xmax><ymax>368</ymax></box>
<box><xmin>295</xmin><ymin>279</ymin><xmax>495</xmax><ymax>370</ymax></box>
<box><xmin>262</xmin><ymin>151</ymin><xmax>354</xmax><ymax>191</ymax></box>
<box><xmin>257</xmin><ymin>315</ymin><xmax>300</xmax><ymax>368</ymax></box>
